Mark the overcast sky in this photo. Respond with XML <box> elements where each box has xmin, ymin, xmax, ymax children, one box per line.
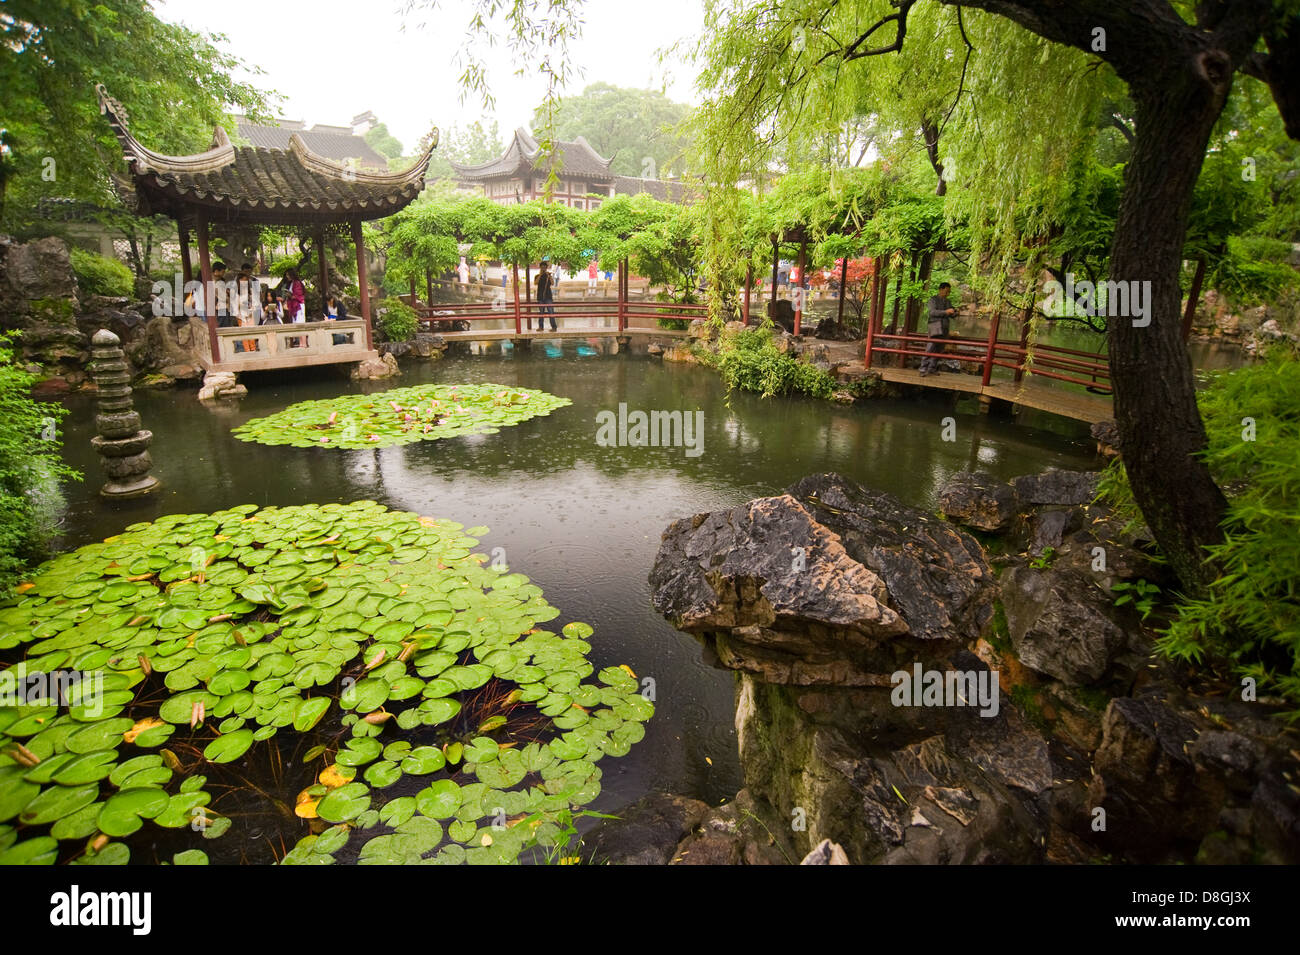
<box><xmin>155</xmin><ymin>0</ymin><xmax>705</xmax><ymax>152</ymax></box>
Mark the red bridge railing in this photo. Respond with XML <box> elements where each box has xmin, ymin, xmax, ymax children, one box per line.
<box><xmin>408</xmin><ymin>298</ymin><xmax>708</xmax><ymax>335</ymax></box>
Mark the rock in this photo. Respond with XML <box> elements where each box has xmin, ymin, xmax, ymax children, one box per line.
<box><xmin>157</xmin><ymin>362</ymin><xmax>201</xmax><ymax>381</ymax></box>
<box><xmin>352</xmin><ymin>352</ymin><xmax>400</xmax><ymax>380</ymax></box>
<box><xmin>723</xmin><ymin>320</ymin><xmax>747</xmax><ymax>335</ymax></box>
<box><xmin>197</xmin><ymin>371</ymin><xmax>245</xmax><ymax>401</ymax></box>
<box><xmin>378</xmin><ymin>340</ymin><xmax>411</xmax><ymax>358</ymax></box>
<box><xmin>687</xmin><ymin>318</ymin><xmax>717</xmax><ymax>341</ymax></box>
<box><xmin>661</xmin><ymin>345</ymin><xmax>699</xmax><ymax>364</ymax></box>
<box><xmin>1001</xmin><ymin>565</ymin><xmax>1128</xmax><ymax>685</ymax></box>
<box><xmin>1217</xmin><ymin>313</ymin><xmax>1241</xmax><ymax>336</ymax></box>
<box><xmin>583</xmin><ymin>792</ymin><xmax>710</xmax><ymax>865</ymax></box>
<box><xmin>1012</xmin><ymin>468</ymin><xmax>1100</xmax><ymax>506</ymax></box>
<box><xmin>3</xmin><ymin>236</ymin><xmax>78</xmax><ymax>304</ymax></box>
<box><xmin>831</xmin><ymin>390</ymin><xmax>854</xmax><ymax>404</ymax></box>
<box><xmin>766</xmin><ymin>299</ymin><xmax>796</xmax><ymax>333</ymax></box>
<box><xmin>649</xmin><ymin>489</ymin><xmax>910</xmax><ymax>685</ymax></box>
<box><xmin>647</xmin><ymin>342</ymin><xmax>664</xmax><ymax>356</ymax></box>
<box><xmin>938</xmin><ymin>470</ymin><xmax>1019</xmax><ymax>532</ymax></box>
<box><xmin>800</xmin><ymin>839</ymin><xmax>850</xmax><ymax>864</ymax></box>
<box><xmin>1257</xmin><ymin>318</ymin><xmax>1286</xmax><ymax>340</ymax></box>
<box><xmin>1090</xmin><ymin>419</ymin><xmax>1121</xmax><ymax>456</ymax></box>
<box><xmin>1029</xmin><ymin>508</ymin><xmax>1077</xmax><ymax>555</ymax></box>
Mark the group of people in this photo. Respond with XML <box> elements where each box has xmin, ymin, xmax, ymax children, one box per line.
<box><xmin>188</xmin><ymin>262</ymin><xmax>348</xmax><ymax>327</ymax></box>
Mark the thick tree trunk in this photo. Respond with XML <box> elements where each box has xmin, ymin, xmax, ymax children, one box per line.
<box><xmin>1108</xmin><ymin>70</ymin><xmax>1229</xmax><ymax>591</ymax></box>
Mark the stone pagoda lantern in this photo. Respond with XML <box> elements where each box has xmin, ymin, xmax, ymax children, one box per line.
<box><xmin>89</xmin><ymin>329</ymin><xmax>159</xmax><ymax>498</ymax></box>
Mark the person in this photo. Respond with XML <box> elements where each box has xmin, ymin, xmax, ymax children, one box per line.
<box><xmin>458</xmin><ymin>256</ymin><xmax>470</xmax><ymax>285</ymax></box>
<box><xmin>324</xmin><ymin>294</ymin><xmax>349</xmax><ymax>345</ymax></box>
<box><xmin>587</xmin><ymin>260</ymin><xmax>599</xmax><ymax>296</ymax></box>
<box><xmin>232</xmin><ymin>269</ymin><xmax>262</xmax><ymax>354</ymax></box>
<box><xmin>260</xmin><ymin>287</ymin><xmax>283</xmax><ymax>324</ymax></box>
<box><xmin>281</xmin><ymin>268</ymin><xmax>305</xmax><ymax>323</ymax></box>
<box><xmin>919</xmin><ymin>281</ymin><xmax>957</xmax><ymax>377</ymax></box>
<box><xmin>191</xmin><ymin>261</ymin><xmax>233</xmax><ymax>326</ymax></box>
<box><xmin>535</xmin><ymin>261</ymin><xmax>556</xmax><ymax>332</ymax></box>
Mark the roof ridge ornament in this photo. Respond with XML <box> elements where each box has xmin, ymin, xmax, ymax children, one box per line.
<box><xmin>96</xmin><ymin>84</ymin><xmax>236</xmax><ymax>176</ymax></box>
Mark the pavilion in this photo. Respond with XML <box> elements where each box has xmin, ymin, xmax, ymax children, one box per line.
<box><xmin>96</xmin><ymin>85</ymin><xmax>437</xmax><ymax>373</ymax></box>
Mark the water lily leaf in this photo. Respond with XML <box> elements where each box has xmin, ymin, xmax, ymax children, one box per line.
<box><xmin>0</xmin><ymin>835</ymin><xmax>58</xmax><ymax>865</ymax></box>
<box><xmin>317</xmin><ymin>782</ymin><xmax>370</xmax><ymax>823</ymax></box>
<box><xmin>19</xmin><ymin>782</ymin><xmax>100</xmax><ymax>826</ymax></box>
<box><xmin>292</xmin><ymin>697</ymin><xmax>331</xmax><ymax>732</ymax></box>
<box><xmin>203</xmin><ymin>728</ymin><xmax>255</xmax><ymax>764</ymax></box>
<box><xmin>416</xmin><ymin>779</ymin><xmax>461</xmax><ymax>819</ymax></box>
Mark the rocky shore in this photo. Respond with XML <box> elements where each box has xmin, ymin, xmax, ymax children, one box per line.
<box><xmin>585</xmin><ymin>470</ymin><xmax>1300</xmax><ymax>865</ymax></box>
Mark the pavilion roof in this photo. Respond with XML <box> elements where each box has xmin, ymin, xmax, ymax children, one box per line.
<box><xmin>449</xmin><ymin>127</ymin><xmax>615</xmax><ymax>181</ymax></box>
<box><xmin>97</xmin><ymin>85</ymin><xmax>437</xmax><ymax>226</ymax></box>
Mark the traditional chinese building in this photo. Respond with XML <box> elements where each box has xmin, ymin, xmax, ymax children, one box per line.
<box><xmin>449</xmin><ymin>128</ymin><xmax>692</xmax><ymax>208</ymax></box>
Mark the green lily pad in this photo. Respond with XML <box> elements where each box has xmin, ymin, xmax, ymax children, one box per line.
<box><xmin>203</xmin><ymin>728</ymin><xmax>255</xmax><ymax>763</ymax></box>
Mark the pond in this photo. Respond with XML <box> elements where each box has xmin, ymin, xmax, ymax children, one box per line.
<box><xmin>46</xmin><ymin>341</ymin><xmax>1101</xmax><ymax>860</ymax></box>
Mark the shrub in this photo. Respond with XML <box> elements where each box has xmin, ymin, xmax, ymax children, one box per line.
<box><xmin>376</xmin><ymin>299</ymin><xmax>419</xmax><ymax>342</ymax></box>
<box><xmin>1100</xmin><ymin>353</ymin><xmax>1300</xmax><ymax>715</ymax></box>
<box><xmin>0</xmin><ymin>336</ymin><xmax>80</xmax><ymax>595</ymax></box>
<box><xmin>69</xmin><ymin>247</ymin><xmax>134</xmax><ymax>298</ymax></box>
<box><xmin>700</xmin><ymin>324</ymin><xmax>835</xmax><ymax>399</ymax></box>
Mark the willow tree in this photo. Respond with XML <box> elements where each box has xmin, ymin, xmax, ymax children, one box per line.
<box><xmin>689</xmin><ymin>0</ymin><xmax>1300</xmax><ymax>591</ymax></box>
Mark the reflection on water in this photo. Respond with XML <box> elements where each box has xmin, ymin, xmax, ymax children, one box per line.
<box><xmin>52</xmin><ymin>343</ymin><xmax>1101</xmax><ymax>809</ymax></box>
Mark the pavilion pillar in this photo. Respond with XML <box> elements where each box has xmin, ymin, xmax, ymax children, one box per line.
<box><xmin>316</xmin><ymin>229</ymin><xmax>329</xmax><ymax>308</ymax></box>
<box><xmin>351</xmin><ymin>219</ymin><xmax>373</xmax><ymax>351</ymax></box>
<box><xmin>618</xmin><ymin>257</ymin><xmax>628</xmax><ymax>332</ymax></box>
<box><xmin>769</xmin><ymin>241</ymin><xmax>779</xmax><ymax>309</ymax></box>
<box><xmin>982</xmin><ymin>310</ymin><xmax>1002</xmax><ymax>386</ymax></box>
<box><xmin>426</xmin><ymin>270</ymin><xmax>433</xmax><ymax>306</ymax></box>
<box><xmin>794</xmin><ymin>238</ymin><xmax>807</xmax><ymax>335</ymax></box>
<box><xmin>743</xmin><ymin>267</ymin><xmax>752</xmax><ymax>325</ymax></box>
<box><xmin>525</xmin><ymin>264</ymin><xmax>531</xmax><ymax>304</ymax></box>
<box><xmin>512</xmin><ymin>261</ymin><xmax>521</xmax><ymax>334</ymax></box>
<box><xmin>196</xmin><ymin>210</ymin><xmax>218</xmax><ymax>362</ymax></box>
<box><xmin>177</xmin><ymin>220</ymin><xmax>192</xmax><ymax>288</ymax></box>
<box><xmin>1014</xmin><ymin>300</ymin><xmax>1033</xmax><ymax>384</ymax></box>
<box><xmin>837</xmin><ymin>255</ymin><xmax>849</xmax><ymax>329</ymax></box>
<box><xmin>409</xmin><ymin>276</ymin><xmax>417</xmax><ymax>307</ymax></box>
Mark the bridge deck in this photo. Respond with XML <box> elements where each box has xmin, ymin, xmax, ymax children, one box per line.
<box><xmin>873</xmin><ymin>366</ymin><xmax>1112</xmax><ymax>423</ymax></box>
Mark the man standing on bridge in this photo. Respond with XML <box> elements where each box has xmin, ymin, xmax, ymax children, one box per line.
<box><xmin>919</xmin><ymin>282</ymin><xmax>957</xmax><ymax>377</ymax></box>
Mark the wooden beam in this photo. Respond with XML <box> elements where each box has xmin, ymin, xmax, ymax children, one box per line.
<box><xmin>196</xmin><ymin>210</ymin><xmax>218</xmax><ymax>360</ymax></box>
<box><xmin>770</xmin><ymin>241</ymin><xmax>779</xmax><ymax>308</ymax></box>
<box><xmin>982</xmin><ymin>310</ymin><xmax>1002</xmax><ymax>386</ymax></box>
<box><xmin>177</xmin><ymin>220</ymin><xmax>192</xmax><ymax>288</ymax></box>
<box><xmin>316</xmin><ymin>229</ymin><xmax>329</xmax><ymax>312</ymax></box>
<box><xmin>512</xmin><ymin>261</ymin><xmax>521</xmax><ymax>334</ymax></box>
<box><xmin>618</xmin><ymin>257</ymin><xmax>628</xmax><ymax>332</ymax></box>
<box><xmin>743</xmin><ymin>267</ymin><xmax>752</xmax><ymax>326</ymax></box>
<box><xmin>351</xmin><ymin>219</ymin><xmax>373</xmax><ymax>351</ymax></box>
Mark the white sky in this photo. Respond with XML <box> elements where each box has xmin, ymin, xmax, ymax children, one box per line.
<box><xmin>155</xmin><ymin>0</ymin><xmax>706</xmax><ymax>152</ymax></box>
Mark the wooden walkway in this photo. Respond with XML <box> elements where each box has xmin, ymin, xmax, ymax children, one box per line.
<box><xmin>873</xmin><ymin>366</ymin><xmax>1112</xmax><ymax>423</ymax></box>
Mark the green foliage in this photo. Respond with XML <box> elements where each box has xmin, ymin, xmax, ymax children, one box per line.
<box><xmin>1100</xmin><ymin>355</ymin><xmax>1300</xmax><ymax>714</ymax></box>
<box><xmin>363</xmin><ymin>122</ymin><xmax>403</xmax><ymax>161</ymax></box>
<box><xmin>0</xmin><ymin>336</ymin><xmax>79</xmax><ymax>596</ymax></box>
<box><xmin>1028</xmin><ymin>547</ymin><xmax>1056</xmax><ymax>570</ymax></box>
<box><xmin>68</xmin><ymin>248</ymin><xmax>133</xmax><ymax>298</ymax></box>
<box><xmin>375</xmin><ymin>300</ymin><xmax>420</xmax><ymax>344</ymax></box>
<box><xmin>698</xmin><ymin>326</ymin><xmax>835</xmax><ymax>400</ymax></box>
<box><xmin>1206</xmin><ymin>235</ymin><xmax>1300</xmax><ymax>306</ymax></box>
<box><xmin>0</xmin><ymin>0</ymin><xmax>274</xmax><ymax>227</ymax></box>
<box><xmin>1111</xmin><ymin>579</ymin><xmax>1162</xmax><ymax>620</ymax></box>
<box><xmin>535</xmin><ymin>82</ymin><xmax>693</xmax><ymax>178</ymax></box>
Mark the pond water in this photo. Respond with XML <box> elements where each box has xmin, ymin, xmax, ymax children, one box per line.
<box><xmin>50</xmin><ymin>341</ymin><xmax>1101</xmax><ymax>850</ymax></box>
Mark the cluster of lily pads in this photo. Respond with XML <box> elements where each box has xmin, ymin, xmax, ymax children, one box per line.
<box><xmin>0</xmin><ymin>501</ymin><xmax>651</xmax><ymax>865</ymax></box>
<box><xmin>231</xmin><ymin>384</ymin><xmax>572</xmax><ymax>449</ymax></box>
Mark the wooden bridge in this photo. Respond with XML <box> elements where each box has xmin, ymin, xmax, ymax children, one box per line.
<box><xmin>858</xmin><ymin>326</ymin><xmax>1114</xmax><ymax>424</ymax></box>
<box><xmin>411</xmin><ymin>296</ymin><xmax>703</xmax><ymax>340</ymax></box>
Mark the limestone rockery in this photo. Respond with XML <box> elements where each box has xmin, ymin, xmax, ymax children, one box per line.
<box><xmin>587</xmin><ymin>471</ymin><xmax>1300</xmax><ymax>866</ymax></box>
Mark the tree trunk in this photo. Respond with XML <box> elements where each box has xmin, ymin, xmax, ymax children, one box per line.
<box><xmin>1108</xmin><ymin>71</ymin><xmax>1229</xmax><ymax>591</ymax></box>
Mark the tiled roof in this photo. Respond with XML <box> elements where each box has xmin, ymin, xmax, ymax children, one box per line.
<box><xmin>235</xmin><ymin>120</ymin><xmax>390</xmax><ymax>169</ymax></box>
<box><xmin>612</xmin><ymin>175</ymin><xmax>696</xmax><ymax>204</ymax></box>
<box><xmin>450</xmin><ymin>127</ymin><xmax>615</xmax><ymax>181</ymax></box>
<box><xmin>97</xmin><ymin>86</ymin><xmax>436</xmax><ymax>226</ymax></box>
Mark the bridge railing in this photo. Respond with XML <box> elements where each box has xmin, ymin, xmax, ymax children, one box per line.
<box><xmin>865</xmin><ymin>324</ymin><xmax>1111</xmax><ymax>394</ymax></box>
<box><xmin>410</xmin><ymin>299</ymin><xmax>708</xmax><ymax>334</ymax></box>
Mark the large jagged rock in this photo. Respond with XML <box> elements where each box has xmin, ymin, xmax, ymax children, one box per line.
<box><xmin>583</xmin><ymin>792</ymin><xmax>711</xmax><ymax>865</ymax></box>
<box><xmin>352</xmin><ymin>352</ymin><xmax>400</xmax><ymax>380</ymax></box>
<box><xmin>1012</xmin><ymin>468</ymin><xmax>1100</xmax><ymax>506</ymax></box>
<box><xmin>1001</xmin><ymin>565</ymin><xmax>1129</xmax><ymax>686</ymax></box>
<box><xmin>650</xmin><ymin>473</ymin><xmax>998</xmax><ymax>685</ymax></box>
<box><xmin>2</xmin><ymin>236</ymin><xmax>78</xmax><ymax>309</ymax></box>
<box><xmin>937</xmin><ymin>470</ymin><xmax>1020</xmax><ymax>531</ymax></box>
